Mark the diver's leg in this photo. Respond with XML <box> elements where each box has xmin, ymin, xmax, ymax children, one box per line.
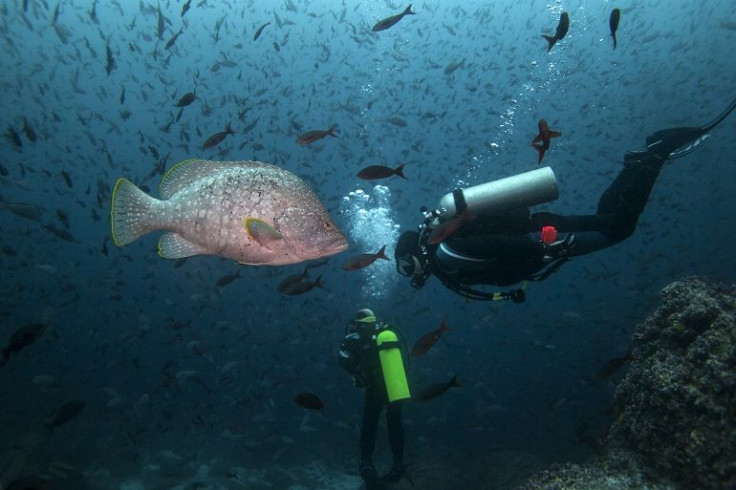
<box><xmin>382</xmin><ymin>402</ymin><xmax>405</xmax><ymax>482</ymax></box>
<box><xmin>359</xmin><ymin>385</ymin><xmax>383</xmax><ymax>487</ymax></box>
<box><xmin>595</xmin><ymin>150</ymin><xmax>665</xmax><ymax>242</ymax></box>
<box><xmin>360</xmin><ymin>386</ymin><xmax>383</xmax><ymax>462</ymax></box>
<box><xmin>386</xmin><ymin>402</ymin><xmax>404</xmax><ymax>466</ymax></box>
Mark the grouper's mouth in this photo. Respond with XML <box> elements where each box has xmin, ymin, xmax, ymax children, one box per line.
<box><xmin>322</xmin><ymin>236</ymin><xmax>348</xmax><ymax>257</ymax></box>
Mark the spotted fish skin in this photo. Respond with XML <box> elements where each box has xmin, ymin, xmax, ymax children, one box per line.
<box><xmin>110</xmin><ymin>159</ymin><xmax>347</xmax><ymax>265</ymax></box>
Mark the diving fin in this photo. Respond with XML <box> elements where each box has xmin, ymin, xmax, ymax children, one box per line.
<box><xmin>646</xmin><ymin>97</ymin><xmax>736</xmax><ymax>160</ymax></box>
<box><xmin>646</xmin><ymin>127</ymin><xmax>710</xmax><ymax>160</ymax></box>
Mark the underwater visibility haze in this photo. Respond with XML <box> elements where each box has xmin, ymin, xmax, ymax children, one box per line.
<box><xmin>1</xmin><ymin>0</ymin><xmax>736</xmax><ymax>488</ymax></box>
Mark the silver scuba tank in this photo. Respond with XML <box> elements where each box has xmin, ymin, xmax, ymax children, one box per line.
<box><xmin>437</xmin><ymin>167</ymin><xmax>559</xmax><ymax>222</ymax></box>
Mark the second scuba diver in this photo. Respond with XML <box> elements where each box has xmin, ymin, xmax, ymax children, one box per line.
<box><xmin>395</xmin><ymin>98</ymin><xmax>736</xmax><ymax>302</ymax></box>
<box><xmin>338</xmin><ymin>308</ymin><xmax>411</xmax><ymax>490</ymax></box>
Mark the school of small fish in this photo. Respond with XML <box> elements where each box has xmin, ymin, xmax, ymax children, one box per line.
<box><xmin>1</xmin><ymin>0</ymin><xmax>735</xmax><ymax>487</ymax></box>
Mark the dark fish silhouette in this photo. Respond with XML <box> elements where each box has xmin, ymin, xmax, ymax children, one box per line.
<box><xmin>341</xmin><ymin>245</ymin><xmax>389</xmax><ymax>271</ymax></box>
<box><xmin>413</xmin><ymin>375</ymin><xmax>460</xmax><ymax>402</ymax></box>
<box><xmin>157</xmin><ymin>4</ymin><xmax>167</xmax><ymax>40</ymax></box>
<box><xmin>296</xmin><ymin>125</ymin><xmax>337</xmax><ymax>145</ymax></box>
<box><xmin>105</xmin><ymin>43</ymin><xmax>115</xmax><ymax>75</ymax></box>
<box><xmin>89</xmin><ymin>0</ymin><xmax>98</xmax><ymax>24</ymax></box>
<box><xmin>22</xmin><ymin>118</ymin><xmax>37</xmax><ymax>142</ymax></box>
<box><xmin>294</xmin><ymin>392</ymin><xmax>324</xmax><ymax>410</ymax></box>
<box><xmin>175</xmin><ymin>91</ymin><xmax>197</xmax><ymax>107</ymax></box>
<box><xmin>202</xmin><ymin>123</ymin><xmax>235</xmax><ymax>149</ymax></box>
<box><xmin>412</xmin><ymin>319</ymin><xmax>452</xmax><ymax>357</ymax></box>
<box><xmin>610</xmin><ymin>9</ymin><xmax>621</xmax><ymax>49</ymax></box>
<box><xmin>165</xmin><ymin>27</ymin><xmax>184</xmax><ymax>49</ymax></box>
<box><xmin>215</xmin><ymin>270</ymin><xmax>241</xmax><ymax>288</ymax></box>
<box><xmin>595</xmin><ymin>348</ymin><xmax>633</xmax><ymax>380</ymax></box>
<box><xmin>357</xmin><ymin>163</ymin><xmax>406</xmax><ymax>180</ymax></box>
<box><xmin>277</xmin><ymin>267</ymin><xmax>310</xmax><ymax>293</ymax></box>
<box><xmin>1</xmin><ymin>323</ymin><xmax>46</xmax><ymax>367</ymax></box>
<box><xmin>7</xmin><ymin>126</ymin><xmax>22</xmax><ymax>148</ymax></box>
<box><xmin>279</xmin><ymin>275</ymin><xmax>324</xmax><ymax>296</ymax></box>
<box><xmin>542</xmin><ymin>11</ymin><xmax>569</xmax><ymax>52</ymax></box>
<box><xmin>531</xmin><ymin>119</ymin><xmax>562</xmax><ymax>164</ymax></box>
<box><xmin>372</xmin><ymin>4</ymin><xmax>415</xmax><ymax>32</ymax></box>
<box><xmin>45</xmin><ymin>400</ymin><xmax>86</xmax><ymax>436</ymax></box>
<box><xmin>181</xmin><ymin>0</ymin><xmax>192</xmax><ymax>17</ymax></box>
<box><xmin>0</xmin><ymin>200</ymin><xmax>41</xmax><ymax>220</ymax></box>
<box><xmin>61</xmin><ymin>170</ymin><xmax>73</xmax><ymax>188</ymax></box>
<box><xmin>254</xmin><ymin>22</ymin><xmax>271</xmax><ymax>41</ymax></box>
<box><xmin>56</xmin><ymin>209</ymin><xmax>70</xmax><ymax>229</ymax></box>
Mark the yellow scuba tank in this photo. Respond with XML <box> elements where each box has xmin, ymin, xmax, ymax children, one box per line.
<box><xmin>376</xmin><ymin>329</ymin><xmax>411</xmax><ymax>402</ymax></box>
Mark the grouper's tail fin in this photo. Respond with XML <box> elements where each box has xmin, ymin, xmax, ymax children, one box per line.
<box><xmin>110</xmin><ymin>178</ymin><xmax>162</xmax><ymax>247</ymax></box>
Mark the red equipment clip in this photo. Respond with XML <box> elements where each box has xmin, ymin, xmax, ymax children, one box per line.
<box><xmin>541</xmin><ymin>226</ymin><xmax>557</xmax><ymax>244</ymax></box>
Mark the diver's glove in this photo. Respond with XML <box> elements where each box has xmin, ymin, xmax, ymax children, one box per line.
<box><xmin>543</xmin><ymin>233</ymin><xmax>575</xmax><ymax>261</ymax></box>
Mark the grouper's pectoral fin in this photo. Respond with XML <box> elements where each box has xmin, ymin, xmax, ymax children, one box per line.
<box><xmin>158</xmin><ymin>233</ymin><xmax>208</xmax><ymax>259</ymax></box>
<box><xmin>245</xmin><ymin>217</ymin><xmax>283</xmax><ymax>250</ymax></box>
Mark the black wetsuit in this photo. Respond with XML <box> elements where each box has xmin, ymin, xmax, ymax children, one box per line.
<box><xmin>430</xmin><ymin>149</ymin><xmax>666</xmax><ymax>288</ymax></box>
<box><xmin>360</xmin><ymin>381</ymin><xmax>404</xmax><ymax>466</ymax></box>
<box><xmin>338</xmin><ymin>327</ymin><xmax>405</xmax><ymax>472</ymax></box>
<box><xmin>394</xmin><ymin>98</ymin><xmax>735</xmax><ymax>299</ymax></box>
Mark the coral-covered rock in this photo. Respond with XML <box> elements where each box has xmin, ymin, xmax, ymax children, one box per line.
<box><xmin>608</xmin><ymin>277</ymin><xmax>736</xmax><ymax>489</ymax></box>
<box><xmin>519</xmin><ymin>278</ymin><xmax>736</xmax><ymax>490</ymax></box>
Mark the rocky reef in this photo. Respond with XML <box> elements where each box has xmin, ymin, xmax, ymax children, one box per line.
<box><xmin>519</xmin><ymin>277</ymin><xmax>736</xmax><ymax>490</ymax></box>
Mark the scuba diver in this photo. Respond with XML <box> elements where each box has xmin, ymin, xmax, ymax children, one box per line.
<box><xmin>338</xmin><ymin>308</ymin><xmax>411</xmax><ymax>490</ymax></box>
<box><xmin>395</xmin><ymin>98</ymin><xmax>736</xmax><ymax>302</ymax></box>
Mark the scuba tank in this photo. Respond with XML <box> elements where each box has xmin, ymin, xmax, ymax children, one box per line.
<box><xmin>376</xmin><ymin>329</ymin><xmax>411</xmax><ymax>402</ymax></box>
<box><xmin>437</xmin><ymin>167</ymin><xmax>559</xmax><ymax>222</ymax></box>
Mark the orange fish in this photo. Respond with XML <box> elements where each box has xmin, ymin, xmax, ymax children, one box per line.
<box><xmin>427</xmin><ymin>209</ymin><xmax>472</xmax><ymax>245</ymax></box>
<box><xmin>531</xmin><ymin>119</ymin><xmax>561</xmax><ymax>164</ymax></box>
<box><xmin>412</xmin><ymin>318</ymin><xmax>452</xmax><ymax>357</ymax></box>
<box><xmin>296</xmin><ymin>124</ymin><xmax>338</xmax><ymax>145</ymax></box>
<box><xmin>341</xmin><ymin>245</ymin><xmax>389</xmax><ymax>271</ymax></box>
<box><xmin>357</xmin><ymin>163</ymin><xmax>407</xmax><ymax>180</ymax></box>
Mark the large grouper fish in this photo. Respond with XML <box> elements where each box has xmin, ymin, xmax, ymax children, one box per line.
<box><xmin>110</xmin><ymin>159</ymin><xmax>347</xmax><ymax>265</ymax></box>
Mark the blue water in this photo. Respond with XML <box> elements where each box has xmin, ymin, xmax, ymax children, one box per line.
<box><xmin>1</xmin><ymin>0</ymin><xmax>735</xmax><ymax>488</ymax></box>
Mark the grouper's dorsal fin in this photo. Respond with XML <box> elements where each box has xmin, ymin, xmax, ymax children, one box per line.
<box><xmin>159</xmin><ymin>159</ymin><xmax>275</xmax><ymax>199</ymax></box>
